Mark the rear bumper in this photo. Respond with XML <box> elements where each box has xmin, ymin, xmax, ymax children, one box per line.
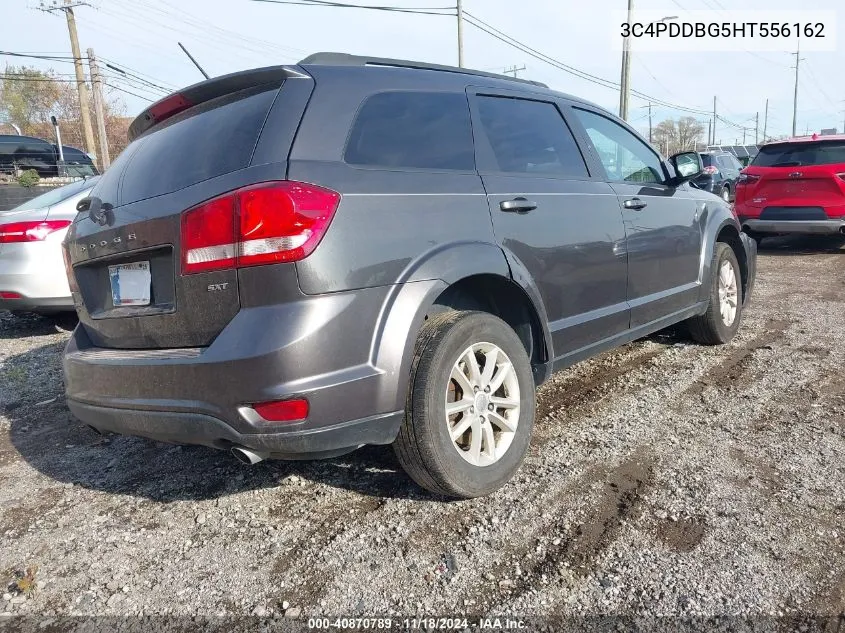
<box><xmin>62</xmin><ymin>283</ymin><xmax>418</xmax><ymax>458</ymax></box>
<box><xmin>68</xmin><ymin>399</ymin><xmax>402</xmax><ymax>458</ymax></box>
<box><xmin>741</xmin><ymin>218</ymin><xmax>845</xmax><ymax>235</ymax></box>
<box><xmin>0</xmin><ymin>239</ymin><xmax>73</xmax><ymax>312</ymax></box>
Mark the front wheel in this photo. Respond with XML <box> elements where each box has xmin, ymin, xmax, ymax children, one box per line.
<box><xmin>721</xmin><ymin>186</ymin><xmax>731</xmax><ymax>203</ymax></box>
<box><xmin>393</xmin><ymin>311</ymin><xmax>536</xmax><ymax>498</ymax></box>
<box><xmin>686</xmin><ymin>243</ymin><xmax>743</xmax><ymax>345</ymax></box>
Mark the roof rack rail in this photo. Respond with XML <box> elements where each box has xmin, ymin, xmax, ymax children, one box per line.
<box><xmin>299</xmin><ymin>52</ymin><xmax>548</xmax><ymax>88</ymax></box>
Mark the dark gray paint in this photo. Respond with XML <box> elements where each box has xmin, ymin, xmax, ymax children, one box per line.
<box><xmin>62</xmin><ymin>59</ymin><xmax>756</xmax><ymax>459</ymax></box>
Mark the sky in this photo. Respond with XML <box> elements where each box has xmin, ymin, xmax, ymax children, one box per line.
<box><xmin>2</xmin><ymin>0</ymin><xmax>844</xmax><ymax>145</ymax></box>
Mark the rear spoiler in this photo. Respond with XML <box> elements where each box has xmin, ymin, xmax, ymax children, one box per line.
<box><xmin>128</xmin><ymin>65</ymin><xmax>310</xmax><ymax>142</ymax></box>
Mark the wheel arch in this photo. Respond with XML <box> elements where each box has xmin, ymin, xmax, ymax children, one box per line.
<box><xmin>369</xmin><ymin>242</ymin><xmax>553</xmax><ymax>416</ymax></box>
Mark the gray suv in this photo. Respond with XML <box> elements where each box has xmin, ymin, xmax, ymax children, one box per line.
<box><xmin>62</xmin><ymin>54</ymin><xmax>756</xmax><ymax>498</ymax></box>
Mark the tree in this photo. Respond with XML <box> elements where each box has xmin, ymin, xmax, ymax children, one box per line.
<box><xmin>651</xmin><ymin>117</ymin><xmax>706</xmax><ymax>156</ymax></box>
<box><xmin>0</xmin><ymin>64</ymin><xmax>129</xmax><ymax>165</ymax></box>
<box><xmin>676</xmin><ymin>117</ymin><xmax>705</xmax><ymax>152</ymax></box>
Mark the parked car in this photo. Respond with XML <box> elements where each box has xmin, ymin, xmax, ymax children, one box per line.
<box><xmin>61</xmin><ymin>54</ymin><xmax>756</xmax><ymax>498</ymax></box>
<box><xmin>0</xmin><ymin>177</ymin><xmax>99</xmax><ymax>315</ymax></box>
<box><xmin>691</xmin><ymin>151</ymin><xmax>743</xmax><ymax>202</ymax></box>
<box><xmin>53</xmin><ymin>145</ymin><xmax>99</xmax><ymax>178</ymax></box>
<box><xmin>0</xmin><ymin>134</ymin><xmax>98</xmax><ymax>178</ymax></box>
<box><xmin>0</xmin><ymin>135</ymin><xmax>57</xmax><ymax>176</ymax></box>
<box><xmin>735</xmin><ymin>134</ymin><xmax>845</xmax><ymax>242</ymax></box>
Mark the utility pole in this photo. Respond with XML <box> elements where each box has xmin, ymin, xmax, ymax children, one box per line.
<box><xmin>42</xmin><ymin>1</ymin><xmax>96</xmax><ymax>157</ymax></box>
<box><xmin>504</xmin><ymin>65</ymin><xmax>526</xmax><ymax>78</ymax></box>
<box><xmin>456</xmin><ymin>0</ymin><xmax>464</xmax><ymax>68</ymax></box>
<box><xmin>618</xmin><ymin>0</ymin><xmax>634</xmax><ymax>120</ymax></box>
<box><xmin>707</xmin><ymin>120</ymin><xmax>712</xmax><ymax>148</ymax></box>
<box><xmin>648</xmin><ymin>103</ymin><xmax>653</xmax><ymax>144</ymax></box>
<box><xmin>763</xmin><ymin>99</ymin><xmax>768</xmax><ymax>142</ymax></box>
<box><xmin>754</xmin><ymin>112</ymin><xmax>759</xmax><ymax>144</ymax></box>
<box><xmin>791</xmin><ymin>42</ymin><xmax>802</xmax><ymax>137</ymax></box>
<box><xmin>86</xmin><ymin>48</ymin><xmax>110</xmax><ymax>171</ymax></box>
<box><xmin>712</xmin><ymin>96</ymin><xmax>717</xmax><ymax>145</ymax></box>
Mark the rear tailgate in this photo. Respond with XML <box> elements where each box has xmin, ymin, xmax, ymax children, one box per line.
<box><xmin>739</xmin><ymin>140</ymin><xmax>845</xmax><ymax>210</ymax></box>
<box><xmin>65</xmin><ymin>66</ymin><xmax>313</xmax><ymax>349</ymax></box>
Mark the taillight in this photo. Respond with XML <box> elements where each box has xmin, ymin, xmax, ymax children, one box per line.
<box><xmin>837</xmin><ymin>173</ymin><xmax>845</xmax><ymax>182</ymax></box>
<box><xmin>0</xmin><ymin>291</ymin><xmax>23</xmax><ymax>300</ymax></box>
<box><xmin>180</xmin><ymin>181</ymin><xmax>340</xmax><ymax>275</ymax></box>
<box><xmin>252</xmin><ymin>398</ymin><xmax>309</xmax><ymax>423</ymax></box>
<box><xmin>737</xmin><ymin>173</ymin><xmax>761</xmax><ymax>185</ymax></box>
<box><xmin>0</xmin><ymin>220</ymin><xmax>72</xmax><ymax>243</ymax></box>
<box><xmin>702</xmin><ymin>166</ymin><xmax>719</xmax><ymax>175</ymax></box>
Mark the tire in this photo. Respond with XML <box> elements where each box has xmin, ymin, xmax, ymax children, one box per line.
<box><xmin>687</xmin><ymin>243</ymin><xmax>743</xmax><ymax>345</ymax></box>
<box><xmin>393</xmin><ymin>310</ymin><xmax>536</xmax><ymax>498</ymax></box>
<box><xmin>721</xmin><ymin>186</ymin><xmax>731</xmax><ymax>203</ymax></box>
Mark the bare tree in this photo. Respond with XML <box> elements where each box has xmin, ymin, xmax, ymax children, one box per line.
<box><xmin>650</xmin><ymin>117</ymin><xmax>706</xmax><ymax>155</ymax></box>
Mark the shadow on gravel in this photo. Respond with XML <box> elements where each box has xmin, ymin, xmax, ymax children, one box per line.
<box><xmin>0</xmin><ymin>310</ymin><xmax>77</xmax><ymax>339</ymax></box>
<box><xmin>3</xmin><ymin>337</ymin><xmax>435</xmax><ymax>503</ymax></box>
<box><xmin>758</xmin><ymin>234</ymin><xmax>845</xmax><ymax>256</ymax></box>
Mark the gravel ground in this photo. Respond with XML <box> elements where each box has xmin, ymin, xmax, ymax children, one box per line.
<box><xmin>0</xmin><ymin>235</ymin><xmax>843</xmax><ymax>627</ymax></box>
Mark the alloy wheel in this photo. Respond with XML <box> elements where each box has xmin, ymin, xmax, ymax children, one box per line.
<box><xmin>444</xmin><ymin>342</ymin><xmax>520</xmax><ymax>467</ymax></box>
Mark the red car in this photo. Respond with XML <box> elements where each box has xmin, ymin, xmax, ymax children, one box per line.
<box><xmin>735</xmin><ymin>134</ymin><xmax>845</xmax><ymax>242</ymax></box>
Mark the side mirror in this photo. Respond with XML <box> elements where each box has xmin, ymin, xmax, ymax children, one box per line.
<box><xmin>667</xmin><ymin>151</ymin><xmax>702</xmax><ymax>187</ymax></box>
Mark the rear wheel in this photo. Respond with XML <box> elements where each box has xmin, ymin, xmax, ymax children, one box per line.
<box><xmin>720</xmin><ymin>186</ymin><xmax>731</xmax><ymax>202</ymax></box>
<box><xmin>393</xmin><ymin>310</ymin><xmax>535</xmax><ymax>498</ymax></box>
<box><xmin>687</xmin><ymin>243</ymin><xmax>742</xmax><ymax>345</ymax></box>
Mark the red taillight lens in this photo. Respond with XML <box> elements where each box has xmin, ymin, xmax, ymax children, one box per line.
<box><xmin>182</xmin><ymin>196</ymin><xmax>236</xmax><ymax>274</ymax></box>
<box><xmin>737</xmin><ymin>173</ymin><xmax>761</xmax><ymax>185</ymax></box>
<box><xmin>252</xmin><ymin>398</ymin><xmax>309</xmax><ymax>423</ymax></box>
<box><xmin>702</xmin><ymin>165</ymin><xmax>719</xmax><ymax>175</ymax></box>
<box><xmin>0</xmin><ymin>220</ymin><xmax>72</xmax><ymax>243</ymax></box>
<box><xmin>181</xmin><ymin>181</ymin><xmax>340</xmax><ymax>275</ymax></box>
<box><xmin>837</xmin><ymin>173</ymin><xmax>845</xmax><ymax>182</ymax></box>
<box><xmin>0</xmin><ymin>291</ymin><xmax>23</xmax><ymax>299</ymax></box>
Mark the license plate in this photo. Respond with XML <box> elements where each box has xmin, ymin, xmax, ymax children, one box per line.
<box><xmin>108</xmin><ymin>261</ymin><xmax>151</xmax><ymax>307</ymax></box>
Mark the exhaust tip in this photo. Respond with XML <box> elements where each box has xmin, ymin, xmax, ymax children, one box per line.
<box><xmin>231</xmin><ymin>446</ymin><xmax>267</xmax><ymax>465</ymax></box>
<box><xmin>839</xmin><ymin>226</ymin><xmax>845</xmax><ymax>235</ymax></box>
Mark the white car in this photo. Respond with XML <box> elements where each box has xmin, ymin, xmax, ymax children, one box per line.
<box><xmin>0</xmin><ymin>177</ymin><xmax>98</xmax><ymax>315</ymax></box>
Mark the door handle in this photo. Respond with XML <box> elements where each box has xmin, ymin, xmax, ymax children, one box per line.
<box><xmin>622</xmin><ymin>197</ymin><xmax>647</xmax><ymax>210</ymax></box>
<box><xmin>500</xmin><ymin>197</ymin><xmax>538</xmax><ymax>213</ymax></box>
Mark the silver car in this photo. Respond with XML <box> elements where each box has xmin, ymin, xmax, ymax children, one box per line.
<box><xmin>0</xmin><ymin>177</ymin><xmax>98</xmax><ymax>314</ymax></box>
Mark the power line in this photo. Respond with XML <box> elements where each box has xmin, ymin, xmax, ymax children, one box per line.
<box><xmin>103</xmin><ymin>82</ymin><xmax>154</xmax><ymax>102</ymax></box>
<box><xmin>462</xmin><ymin>11</ymin><xmax>712</xmax><ymax>116</ymax></box>
<box><xmin>248</xmin><ymin>0</ymin><xmax>454</xmax><ymax>16</ymax></box>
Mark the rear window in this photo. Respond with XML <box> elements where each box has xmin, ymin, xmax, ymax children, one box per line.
<box><xmin>752</xmin><ymin>141</ymin><xmax>845</xmax><ymax>167</ymax></box>
<box><xmin>93</xmin><ymin>85</ymin><xmax>278</xmax><ymax>206</ymax></box>
<box><xmin>478</xmin><ymin>97</ymin><xmax>588</xmax><ymax>177</ymax></box>
<box><xmin>344</xmin><ymin>91</ymin><xmax>474</xmax><ymax>171</ymax></box>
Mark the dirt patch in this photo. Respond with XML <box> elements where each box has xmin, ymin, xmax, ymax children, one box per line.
<box><xmin>683</xmin><ymin>318</ymin><xmax>792</xmax><ymax>399</ymax></box>
<box><xmin>730</xmin><ymin>448</ymin><xmax>785</xmax><ymax>497</ymax></box>
<box><xmin>656</xmin><ymin>517</ymin><xmax>706</xmax><ymax>552</ymax></box>
<box><xmin>536</xmin><ymin>345</ymin><xmax>668</xmax><ymax>423</ymax></box>
<box><xmin>0</xmin><ymin>487</ymin><xmax>63</xmax><ymax>539</ymax></box>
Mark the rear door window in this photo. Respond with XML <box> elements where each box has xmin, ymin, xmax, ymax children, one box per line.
<box><xmin>752</xmin><ymin>141</ymin><xmax>845</xmax><ymax>167</ymax></box>
<box><xmin>344</xmin><ymin>91</ymin><xmax>474</xmax><ymax>171</ymax></box>
<box><xmin>94</xmin><ymin>85</ymin><xmax>279</xmax><ymax>206</ymax></box>
<box><xmin>475</xmin><ymin>96</ymin><xmax>588</xmax><ymax>177</ymax></box>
